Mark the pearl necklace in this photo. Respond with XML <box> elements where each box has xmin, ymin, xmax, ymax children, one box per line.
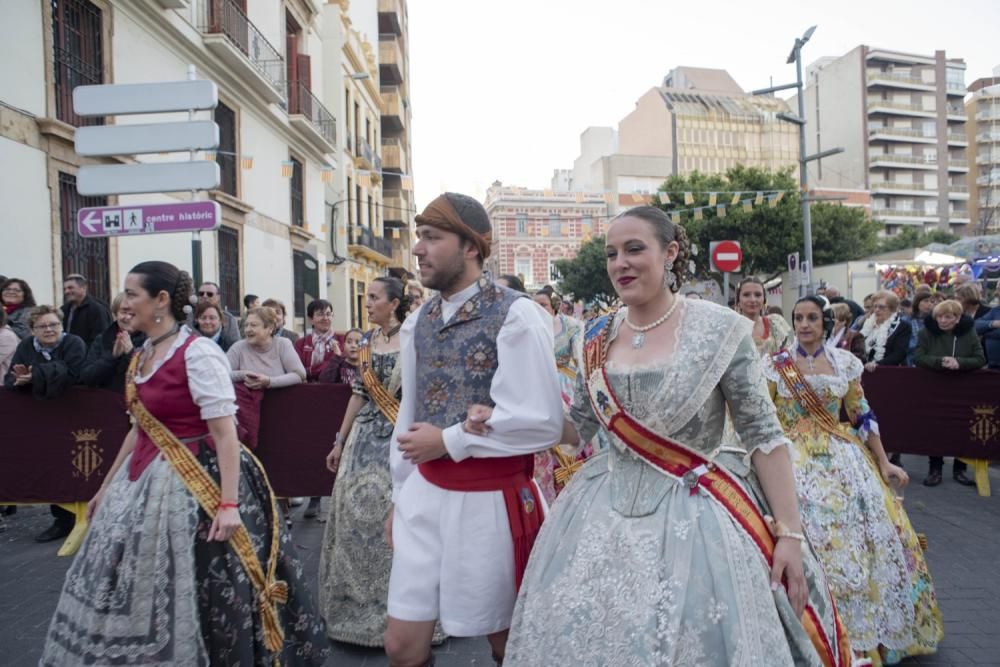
<box><xmin>625</xmin><ymin>297</ymin><xmax>681</xmax><ymax>349</ymax></box>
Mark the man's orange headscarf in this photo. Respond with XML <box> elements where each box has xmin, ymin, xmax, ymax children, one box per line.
<box><xmin>414</xmin><ymin>193</ymin><xmax>492</xmax><ymax>260</ymax></box>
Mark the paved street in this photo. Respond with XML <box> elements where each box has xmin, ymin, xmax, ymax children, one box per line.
<box><xmin>2</xmin><ymin>460</ymin><xmax>998</xmax><ymax>666</ymax></box>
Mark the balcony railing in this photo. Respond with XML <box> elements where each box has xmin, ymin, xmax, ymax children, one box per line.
<box><xmin>196</xmin><ymin>0</ymin><xmax>284</xmax><ymax>100</ymax></box>
<box><xmin>870</xmin><ymin>154</ymin><xmax>937</xmax><ymax>167</ymax></box>
<box><xmin>977</xmin><ymin>153</ymin><xmax>997</xmax><ymax>165</ymax></box>
<box><xmin>870</xmin><ymin>181</ymin><xmax>937</xmax><ymax>192</ymax></box>
<box><xmin>379</xmin><ymin>34</ymin><xmax>404</xmax><ymax>84</ymax></box>
<box><xmin>946</xmin><ymin>81</ymin><xmax>967</xmax><ymax>93</ymax></box>
<box><xmin>866</xmin><ymin>72</ymin><xmax>932</xmax><ymax>87</ymax></box>
<box><xmin>977</xmin><ymin>108</ymin><xmax>1000</xmax><ymax>121</ymax></box>
<box><xmin>868</xmin><ymin>127</ymin><xmax>935</xmax><ymax>140</ymax></box>
<box><xmin>867</xmin><ymin>100</ymin><xmax>935</xmax><ymax>114</ymax></box>
<box><xmin>289</xmin><ymin>81</ymin><xmax>336</xmax><ymax>148</ymax></box>
<box><xmin>948</xmin><ymin>184</ymin><xmax>969</xmax><ymax>193</ymax></box>
<box><xmin>978</xmin><ymin>132</ymin><xmax>1000</xmax><ymax>142</ymax></box>
<box><xmin>872</xmin><ymin>207</ymin><xmax>936</xmax><ymax>218</ymax></box>
<box><xmin>350</xmin><ymin>226</ymin><xmax>393</xmax><ymax>258</ymax></box>
<box><xmin>947</xmin><ymin>133</ymin><xmax>968</xmax><ymax>143</ymax></box>
<box><xmin>382</xmin><ymin>136</ymin><xmax>406</xmax><ymax>172</ymax></box>
<box><xmin>948</xmin><ymin>158</ymin><xmax>969</xmax><ymax>169</ymax></box>
<box><xmin>946</xmin><ymin>104</ymin><xmax>966</xmax><ymax>117</ymax></box>
<box><xmin>357</xmin><ymin>137</ymin><xmax>374</xmax><ymax>169</ymax></box>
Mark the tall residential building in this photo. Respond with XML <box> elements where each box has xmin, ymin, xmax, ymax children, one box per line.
<box><xmin>377</xmin><ymin>0</ymin><xmax>416</xmax><ymax>278</ymax></box>
<box><xmin>966</xmin><ymin>68</ymin><xmax>1000</xmax><ymax>234</ymax></box>
<box><xmin>2</xmin><ymin>0</ymin><xmax>340</xmax><ymax>326</ymax></box>
<box><xmin>553</xmin><ymin>67</ymin><xmax>798</xmax><ymax>214</ymax></box>
<box><xmin>802</xmin><ymin>46</ymin><xmax>970</xmax><ymax>234</ymax></box>
<box><xmin>483</xmin><ymin>183</ymin><xmax>608</xmax><ymax>292</ymax></box>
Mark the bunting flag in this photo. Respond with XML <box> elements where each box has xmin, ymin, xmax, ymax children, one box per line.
<box><xmin>338</xmin><ymin>227</ymin><xmax>346</xmax><ymax>236</ymax></box>
<box><xmin>658</xmin><ymin>192</ymin><xmax>671</xmax><ymax>205</ymax></box>
<box><xmin>743</xmin><ymin>199</ymin><xmax>753</xmax><ymax>213</ymax></box>
<box><xmin>755</xmin><ymin>191</ymin><xmax>764</xmax><ymax>206</ymax></box>
<box><xmin>203</xmin><ymin>151</ymin><xmax>217</xmax><ymax>161</ymax></box>
<box><xmin>281</xmin><ymin>161</ymin><xmax>294</xmax><ymax>178</ymax></box>
<box><xmin>604</xmin><ymin>192</ymin><xmax>615</xmax><ymax>204</ymax></box>
<box><xmin>392</xmin><ymin>228</ymin><xmax>400</xmax><ymax>239</ymax></box>
<box><xmin>717</xmin><ymin>205</ymin><xmax>726</xmax><ymax>218</ymax></box>
<box><xmin>575</xmin><ymin>192</ymin><xmax>584</xmax><ymax>203</ymax></box>
<box><xmin>684</xmin><ymin>192</ymin><xmax>694</xmax><ymax>205</ymax></box>
<box><xmin>768</xmin><ymin>194</ymin><xmax>778</xmax><ymax>208</ymax></box>
<box><xmin>400</xmin><ymin>175</ymin><xmax>414</xmax><ymax>191</ymax></box>
<box><xmin>630</xmin><ymin>193</ymin><xmax>644</xmax><ymax>204</ymax></box>
<box><xmin>773</xmin><ymin>191</ymin><xmax>785</xmax><ymax>204</ymax></box>
<box><xmin>693</xmin><ymin>208</ymin><xmax>703</xmax><ymax>221</ymax></box>
<box><xmin>708</xmin><ymin>192</ymin><xmax>717</xmax><ymax>207</ymax></box>
<box><xmin>357</xmin><ymin>171</ymin><xmax>372</xmax><ymax>187</ymax></box>
<box><xmin>240</xmin><ymin>155</ymin><xmax>255</xmax><ymax>170</ymax></box>
<box><xmin>320</xmin><ymin>167</ymin><xmax>334</xmax><ymax>183</ymax></box>
<box><xmin>731</xmin><ymin>193</ymin><xmax>740</xmax><ymax>206</ymax></box>
<box><xmin>543</xmin><ymin>188</ymin><xmax>554</xmax><ymax>197</ymax></box>
<box><xmin>671</xmin><ymin>212</ymin><xmax>681</xmax><ymax>224</ymax></box>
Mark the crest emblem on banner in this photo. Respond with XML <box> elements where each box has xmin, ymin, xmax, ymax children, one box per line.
<box><xmin>71</xmin><ymin>428</ymin><xmax>103</xmax><ymax>480</ymax></box>
<box><xmin>969</xmin><ymin>406</ymin><xmax>999</xmax><ymax>446</ymax></box>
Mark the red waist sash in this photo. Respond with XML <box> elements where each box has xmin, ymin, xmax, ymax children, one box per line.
<box><xmin>419</xmin><ymin>455</ymin><xmax>543</xmax><ymax>590</ymax></box>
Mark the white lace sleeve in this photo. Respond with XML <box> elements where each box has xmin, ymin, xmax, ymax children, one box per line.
<box><xmin>185</xmin><ymin>337</ymin><xmax>238</xmax><ymax>420</ymax></box>
<box><xmin>719</xmin><ymin>333</ymin><xmax>791</xmax><ymax>465</ymax></box>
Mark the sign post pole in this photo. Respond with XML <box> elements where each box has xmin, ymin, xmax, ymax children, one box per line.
<box><xmin>187</xmin><ymin>65</ymin><xmax>203</xmax><ymax>287</ymax></box>
<box><xmin>723</xmin><ymin>272</ymin><xmax>730</xmax><ymax>306</ymax></box>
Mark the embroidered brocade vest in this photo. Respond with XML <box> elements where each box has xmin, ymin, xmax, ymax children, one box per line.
<box><xmin>413</xmin><ymin>278</ymin><xmax>522</xmax><ymax>429</ymax></box>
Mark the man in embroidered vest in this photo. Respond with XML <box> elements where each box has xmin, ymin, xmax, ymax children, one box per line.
<box><xmin>385</xmin><ymin>193</ymin><xmax>563</xmax><ymax>667</ymax></box>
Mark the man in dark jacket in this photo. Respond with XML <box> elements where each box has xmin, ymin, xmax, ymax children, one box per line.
<box><xmin>195</xmin><ymin>282</ymin><xmax>241</xmax><ymax>349</ymax></box>
<box><xmin>60</xmin><ymin>274</ymin><xmax>112</xmax><ymax>346</ymax></box>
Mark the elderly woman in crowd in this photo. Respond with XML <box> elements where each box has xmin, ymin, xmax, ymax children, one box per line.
<box><xmin>227</xmin><ymin>306</ymin><xmax>306</xmax><ymax>390</ymax></box>
<box><xmin>294</xmin><ymin>299</ymin><xmax>341</xmax><ymax>381</ymax></box>
<box><xmin>955</xmin><ymin>283</ymin><xmax>990</xmax><ymax>322</ymax></box>
<box><xmin>915</xmin><ymin>299</ymin><xmax>986</xmax><ymax>488</ymax></box>
<box><xmin>406</xmin><ymin>279</ymin><xmax>425</xmax><ymax>314</ymax></box>
<box><xmin>4</xmin><ymin>305</ymin><xmax>87</xmax><ymax>542</ymax></box>
<box><xmin>81</xmin><ymin>293</ymin><xmax>148</xmax><ymax>393</ymax></box>
<box><xmin>0</xmin><ymin>308</ymin><xmax>18</xmax><ymax>378</ymax></box>
<box><xmin>829</xmin><ymin>302</ymin><xmax>865</xmax><ymax>362</ymax></box>
<box><xmin>193</xmin><ymin>301</ymin><xmax>232</xmax><ymax>352</ymax></box>
<box><xmin>496</xmin><ymin>274</ymin><xmax>527</xmax><ymax>293</ymax></box>
<box><xmin>861</xmin><ymin>290</ymin><xmax>912</xmax><ymax>372</ymax></box>
<box><xmin>1</xmin><ymin>277</ymin><xmax>37</xmax><ymax>340</ymax></box>
<box><xmin>262</xmin><ymin>298</ymin><xmax>299</xmax><ymax>343</ymax></box>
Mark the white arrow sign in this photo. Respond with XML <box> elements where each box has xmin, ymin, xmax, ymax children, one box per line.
<box><xmin>81</xmin><ymin>210</ymin><xmax>100</xmax><ymax>233</ymax></box>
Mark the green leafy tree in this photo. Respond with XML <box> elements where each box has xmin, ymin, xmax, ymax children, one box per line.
<box><xmin>658</xmin><ymin>166</ymin><xmax>881</xmax><ymax>277</ymax></box>
<box><xmin>876</xmin><ymin>227</ymin><xmax>960</xmax><ymax>253</ymax></box>
<box><xmin>553</xmin><ymin>235</ymin><xmax>616</xmax><ymax>307</ymax></box>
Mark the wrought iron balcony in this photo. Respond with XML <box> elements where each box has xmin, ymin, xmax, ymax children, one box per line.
<box><xmin>350</xmin><ymin>226</ymin><xmax>393</xmax><ymax>261</ymax></box>
<box><xmin>196</xmin><ymin>0</ymin><xmax>285</xmax><ymax>104</ymax></box>
<box><xmin>288</xmin><ymin>81</ymin><xmax>336</xmax><ymax>152</ymax></box>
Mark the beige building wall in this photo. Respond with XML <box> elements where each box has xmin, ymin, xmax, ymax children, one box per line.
<box><xmin>618</xmin><ymin>88</ymin><xmax>674</xmax><ymax>158</ymax></box>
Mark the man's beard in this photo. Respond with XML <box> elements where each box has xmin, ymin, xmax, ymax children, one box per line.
<box><xmin>421</xmin><ymin>250</ymin><xmax>467</xmax><ymax>292</ymax></box>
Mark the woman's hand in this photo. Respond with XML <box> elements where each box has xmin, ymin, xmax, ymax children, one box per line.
<box><xmin>864</xmin><ymin>361</ymin><xmax>877</xmax><ymax>373</ymax></box>
<box><xmin>384</xmin><ymin>506</ymin><xmax>394</xmax><ymax>549</ymax></box>
<box><xmin>879</xmin><ymin>460</ymin><xmax>909</xmax><ymax>488</ymax></box>
<box><xmin>112</xmin><ymin>331</ymin><xmax>133</xmax><ymax>358</ymax></box>
<box><xmin>326</xmin><ymin>443</ymin><xmax>343</xmax><ymax>473</ymax></box>
<box><xmin>463</xmin><ymin>404</ymin><xmax>494</xmax><ymax>436</ymax></box>
<box><xmin>12</xmin><ymin>364</ymin><xmax>32</xmax><ymax>386</ymax></box>
<box><xmin>243</xmin><ymin>373</ymin><xmax>271</xmax><ymax>390</ymax></box>
<box><xmin>86</xmin><ymin>487</ymin><xmax>106</xmax><ymax>522</ymax></box>
<box><xmin>207</xmin><ymin>506</ymin><xmax>242</xmax><ymax>541</ymax></box>
<box><xmin>941</xmin><ymin>356</ymin><xmax>959</xmax><ymax>370</ymax></box>
<box><xmin>771</xmin><ymin>537</ymin><xmax>808</xmax><ymax>618</ymax></box>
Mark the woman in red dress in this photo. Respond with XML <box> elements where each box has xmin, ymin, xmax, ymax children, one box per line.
<box><xmin>41</xmin><ymin>261</ymin><xmax>330</xmax><ymax>666</ymax></box>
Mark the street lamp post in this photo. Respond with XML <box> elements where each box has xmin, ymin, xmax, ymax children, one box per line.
<box><xmin>752</xmin><ymin>26</ymin><xmax>843</xmax><ymax>296</ymax></box>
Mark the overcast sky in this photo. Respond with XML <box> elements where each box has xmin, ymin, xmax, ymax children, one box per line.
<box><xmin>406</xmin><ymin>0</ymin><xmax>1000</xmax><ymax>209</ymax></box>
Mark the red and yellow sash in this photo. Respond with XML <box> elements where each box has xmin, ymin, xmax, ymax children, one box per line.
<box><xmin>358</xmin><ymin>332</ymin><xmax>399</xmax><ymax>424</ymax></box>
<box><xmin>770</xmin><ymin>350</ymin><xmax>854</xmax><ymax>443</ymax></box>
<box><xmin>584</xmin><ymin>321</ymin><xmax>850</xmax><ymax>667</ymax></box>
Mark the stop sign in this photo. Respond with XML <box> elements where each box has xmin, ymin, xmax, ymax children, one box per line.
<box><xmin>710</xmin><ymin>240</ymin><xmax>742</xmax><ymax>273</ymax></box>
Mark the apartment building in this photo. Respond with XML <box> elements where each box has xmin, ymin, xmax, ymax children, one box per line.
<box><xmin>483</xmin><ymin>183</ymin><xmax>608</xmax><ymax>292</ymax></box>
<box><xmin>966</xmin><ymin>68</ymin><xmax>1000</xmax><ymax>234</ymax></box>
<box><xmin>553</xmin><ymin>67</ymin><xmax>798</xmax><ymax>214</ymax></box>
<box><xmin>2</xmin><ymin>0</ymin><xmax>343</xmax><ymax>324</ymax></box>
<box><xmin>803</xmin><ymin>46</ymin><xmax>970</xmax><ymax>234</ymax></box>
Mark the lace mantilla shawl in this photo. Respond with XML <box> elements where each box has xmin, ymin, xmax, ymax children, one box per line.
<box><xmin>595</xmin><ymin>299</ymin><xmax>760</xmax><ymax>437</ymax></box>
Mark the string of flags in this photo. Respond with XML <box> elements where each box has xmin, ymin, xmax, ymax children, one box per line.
<box><xmin>654</xmin><ymin>189</ymin><xmax>788</xmax><ymax>223</ymax></box>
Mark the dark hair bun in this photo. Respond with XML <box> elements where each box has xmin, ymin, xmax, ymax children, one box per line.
<box><xmin>171</xmin><ymin>271</ymin><xmax>194</xmax><ymax>321</ymax></box>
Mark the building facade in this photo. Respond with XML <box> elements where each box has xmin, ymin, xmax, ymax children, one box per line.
<box><xmin>553</xmin><ymin>67</ymin><xmax>798</xmax><ymax>215</ymax></box>
<box><xmin>802</xmin><ymin>46</ymin><xmax>970</xmax><ymax>234</ymax></box>
<box><xmin>483</xmin><ymin>183</ymin><xmax>608</xmax><ymax>293</ymax></box>
<box><xmin>966</xmin><ymin>69</ymin><xmax>1000</xmax><ymax>234</ymax></box>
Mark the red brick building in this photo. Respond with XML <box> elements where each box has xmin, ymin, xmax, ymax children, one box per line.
<box><xmin>483</xmin><ymin>182</ymin><xmax>609</xmax><ymax>292</ymax></box>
